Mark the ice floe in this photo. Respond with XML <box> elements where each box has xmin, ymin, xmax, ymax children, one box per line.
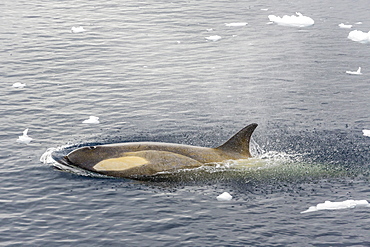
<box><xmin>346</xmin><ymin>67</ymin><xmax>362</xmax><ymax>75</ymax></box>
<box><xmin>12</xmin><ymin>82</ymin><xmax>26</xmax><ymax>88</ymax></box>
<box><xmin>347</xmin><ymin>30</ymin><xmax>370</xmax><ymax>44</ymax></box>
<box><xmin>268</xmin><ymin>12</ymin><xmax>314</xmax><ymax>27</ymax></box>
<box><xmin>16</xmin><ymin>128</ymin><xmax>33</xmax><ymax>144</ymax></box>
<box><xmin>82</xmin><ymin>116</ymin><xmax>100</xmax><ymax>124</ymax></box>
<box><xmin>363</xmin><ymin>130</ymin><xmax>370</xmax><ymax>137</ymax></box>
<box><xmin>301</xmin><ymin>200</ymin><xmax>370</xmax><ymax>213</ymax></box>
<box><xmin>216</xmin><ymin>192</ymin><xmax>232</xmax><ymax>201</ymax></box>
<box><xmin>225</xmin><ymin>22</ymin><xmax>248</xmax><ymax>27</ymax></box>
<box><xmin>338</xmin><ymin>23</ymin><xmax>352</xmax><ymax>29</ymax></box>
<box><xmin>71</xmin><ymin>26</ymin><xmax>86</xmax><ymax>33</ymax></box>
<box><xmin>205</xmin><ymin>35</ymin><xmax>222</xmax><ymax>41</ymax></box>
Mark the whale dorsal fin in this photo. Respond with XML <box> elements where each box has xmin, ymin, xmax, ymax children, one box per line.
<box><xmin>215</xmin><ymin>123</ymin><xmax>258</xmax><ymax>157</ymax></box>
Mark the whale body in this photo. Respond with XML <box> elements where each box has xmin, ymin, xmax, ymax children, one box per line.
<box><xmin>54</xmin><ymin>123</ymin><xmax>258</xmax><ymax>178</ymax></box>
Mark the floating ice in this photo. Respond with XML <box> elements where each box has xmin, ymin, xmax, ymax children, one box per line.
<box><xmin>205</xmin><ymin>35</ymin><xmax>222</xmax><ymax>41</ymax></box>
<box><xmin>268</xmin><ymin>12</ymin><xmax>314</xmax><ymax>27</ymax></box>
<box><xmin>225</xmin><ymin>22</ymin><xmax>248</xmax><ymax>27</ymax></box>
<box><xmin>355</xmin><ymin>22</ymin><xmax>363</xmax><ymax>25</ymax></box>
<box><xmin>82</xmin><ymin>116</ymin><xmax>100</xmax><ymax>124</ymax></box>
<box><xmin>216</xmin><ymin>192</ymin><xmax>232</xmax><ymax>201</ymax></box>
<box><xmin>363</xmin><ymin>130</ymin><xmax>370</xmax><ymax>137</ymax></box>
<box><xmin>16</xmin><ymin>128</ymin><xmax>33</xmax><ymax>144</ymax></box>
<box><xmin>346</xmin><ymin>67</ymin><xmax>362</xmax><ymax>75</ymax></box>
<box><xmin>12</xmin><ymin>82</ymin><xmax>26</xmax><ymax>88</ymax></box>
<box><xmin>301</xmin><ymin>200</ymin><xmax>370</xmax><ymax>213</ymax></box>
<box><xmin>71</xmin><ymin>26</ymin><xmax>86</xmax><ymax>33</ymax></box>
<box><xmin>347</xmin><ymin>30</ymin><xmax>370</xmax><ymax>44</ymax></box>
<box><xmin>338</xmin><ymin>23</ymin><xmax>352</xmax><ymax>29</ymax></box>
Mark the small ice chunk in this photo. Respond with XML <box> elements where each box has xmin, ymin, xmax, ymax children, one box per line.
<box><xmin>216</xmin><ymin>192</ymin><xmax>232</xmax><ymax>201</ymax></box>
<box><xmin>339</xmin><ymin>23</ymin><xmax>352</xmax><ymax>29</ymax></box>
<box><xmin>268</xmin><ymin>12</ymin><xmax>314</xmax><ymax>27</ymax></box>
<box><xmin>82</xmin><ymin>116</ymin><xmax>100</xmax><ymax>124</ymax></box>
<box><xmin>301</xmin><ymin>200</ymin><xmax>370</xmax><ymax>213</ymax></box>
<box><xmin>346</xmin><ymin>67</ymin><xmax>362</xmax><ymax>75</ymax></box>
<box><xmin>71</xmin><ymin>26</ymin><xmax>86</xmax><ymax>33</ymax></box>
<box><xmin>12</xmin><ymin>82</ymin><xmax>26</xmax><ymax>88</ymax></box>
<box><xmin>225</xmin><ymin>22</ymin><xmax>248</xmax><ymax>27</ymax></box>
<box><xmin>363</xmin><ymin>130</ymin><xmax>370</xmax><ymax>137</ymax></box>
<box><xmin>205</xmin><ymin>35</ymin><xmax>222</xmax><ymax>41</ymax></box>
<box><xmin>261</xmin><ymin>8</ymin><xmax>269</xmax><ymax>11</ymax></box>
<box><xmin>206</xmin><ymin>28</ymin><xmax>214</xmax><ymax>32</ymax></box>
<box><xmin>347</xmin><ymin>30</ymin><xmax>370</xmax><ymax>44</ymax></box>
<box><xmin>355</xmin><ymin>22</ymin><xmax>363</xmax><ymax>25</ymax></box>
<box><xmin>16</xmin><ymin>128</ymin><xmax>33</xmax><ymax>144</ymax></box>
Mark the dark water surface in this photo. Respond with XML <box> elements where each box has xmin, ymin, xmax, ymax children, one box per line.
<box><xmin>1</xmin><ymin>0</ymin><xmax>370</xmax><ymax>246</ymax></box>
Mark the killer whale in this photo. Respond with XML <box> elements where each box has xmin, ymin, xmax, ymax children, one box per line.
<box><xmin>54</xmin><ymin>123</ymin><xmax>258</xmax><ymax>178</ymax></box>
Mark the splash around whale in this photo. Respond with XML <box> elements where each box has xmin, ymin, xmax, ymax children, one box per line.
<box><xmin>52</xmin><ymin>123</ymin><xmax>258</xmax><ymax>179</ymax></box>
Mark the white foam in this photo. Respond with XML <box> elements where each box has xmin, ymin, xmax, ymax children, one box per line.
<box><xmin>348</xmin><ymin>30</ymin><xmax>370</xmax><ymax>44</ymax></box>
<box><xmin>82</xmin><ymin>116</ymin><xmax>100</xmax><ymax>124</ymax></box>
<box><xmin>16</xmin><ymin>128</ymin><xmax>33</xmax><ymax>144</ymax></box>
<box><xmin>301</xmin><ymin>200</ymin><xmax>370</xmax><ymax>213</ymax></box>
<box><xmin>268</xmin><ymin>12</ymin><xmax>314</xmax><ymax>27</ymax></box>
<box><xmin>71</xmin><ymin>26</ymin><xmax>85</xmax><ymax>33</ymax></box>
<box><xmin>225</xmin><ymin>22</ymin><xmax>248</xmax><ymax>27</ymax></box>
<box><xmin>363</xmin><ymin>130</ymin><xmax>370</xmax><ymax>137</ymax></box>
<box><xmin>217</xmin><ymin>192</ymin><xmax>233</xmax><ymax>201</ymax></box>
<box><xmin>338</xmin><ymin>23</ymin><xmax>352</xmax><ymax>29</ymax></box>
<box><xmin>346</xmin><ymin>67</ymin><xmax>362</xmax><ymax>75</ymax></box>
<box><xmin>205</xmin><ymin>35</ymin><xmax>222</xmax><ymax>42</ymax></box>
<box><xmin>12</xmin><ymin>82</ymin><xmax>26</xmax><ymax>88</ymax></box>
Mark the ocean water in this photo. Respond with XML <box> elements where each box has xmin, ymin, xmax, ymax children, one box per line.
<box><xmin>1</xmin><ymin>0</ymin><xmax>370</xmax><ymax>246</ymax></box>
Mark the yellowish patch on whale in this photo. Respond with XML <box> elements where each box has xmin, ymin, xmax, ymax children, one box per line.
<box><xmin>93</xmin><ymin>156</ymin><xmax>148</xmax><ymax>171</ymax></box>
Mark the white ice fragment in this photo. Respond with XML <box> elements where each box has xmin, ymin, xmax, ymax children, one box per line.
<box><xmin>16</xmin><ymin>128</ymin><xmax>33</xmax><ymax>144</ymax></box>
<box><xmin>339</xmin><ymin>23</ymin><xmax>352</xmax><ymax>29</ymax></box>
<box><xmin>206</xmin><ymin>28</ymin><xmax>214</xmax><ymax>32</ymax></box>
<box><xmin>82</xmin><ymin>116</ymin><xmax>100</xmax><ymax>124</ymax></box>
<box><xmin>261</xmin><ymin>8</ymin><xmax>269</xmax><ymax>11</ymax></box>
<box><xmin>12</xmin><ymin>82</ymin><xmax>26</xmax><ymax>88</ymax></box>
<box><xmin>355</xmin><ymin>22</ymin><xmax>363</xmax><ymax>25</ymax></box>
<box><xmin>346</xmin><ymin>67</ymin><xmax>362</xmax><ymax>75</ymax></box>
<box><xmin>71</xmin><ymin>26</ymin><xmax>86</xmax><ymax>33</ymax></box>
<box><xmin>216</xmin><ymin>192</ymin><xmax>232</xmax><ymax>201</ymax></box>
<box><xmin>348</xmin><ymin>30</ymin><xmax>370</xmax><ymax>44</ymax></box>
<box><xmin>268</xmin><ymin>12</ymin><xmax>314</xmax><ymax>27</ymax></box>
<box><xmin>301</xmin><ymin>200</ymin><xmax>370</xmax><ymax>213</ymax></box>
<box><xmin>363</xmin><ymin>130</ymin><xmax>370</xmax><ymax>137</ymax></box>
<box><xmin>225</xmin><ymin>22</ymin><xmax>248</xmax><ymax>27</ymax></box>
<box><xmin>205</xmin><ymin>35</ymin><xmax>222</xmax><ymax>42</ymax></box>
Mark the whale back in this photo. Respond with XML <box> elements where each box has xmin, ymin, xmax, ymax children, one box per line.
<box><xmin>215</xmin><ymin>123</ymin><xmax>258</xmax><ymax>157</ymax></box>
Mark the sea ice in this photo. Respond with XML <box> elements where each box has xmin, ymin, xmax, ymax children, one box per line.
<box><xmin>268</xmin><ymin>12</ymin><xmax>314</xmax><ymax>27</ymax></box>
<box><xmin>82</xmin><ymin>116</ymin><xmax>100</xmax><ymax>124</ymax></box>
<box><xmin>338</xmin><ymin>23</ymin><xmax>352</xmax><ymax>29</ymax></box>
<box><xmin>225</xmin><ymin>22</ymin><xmax>248</xmax><ymax>27</ymax></box>
<box><xmin>216</xmin><ymin>192</ymin><xmax>233</xmax><ymax>201</ymax></box>
<box><xmin>71</xmin><ymin>26</ymin><xmax>86</xmax><ymax>33</ymax></box>
<box><xmin>12</xmin><ymin>82</ymin><xmax>26</xmax><ymax>88</ymax></box>
<box><xmin>16</xmin><ymin>128</ymin><xmax>33</xmax><ymax>144</ymax></box>
<box><xmin>346</xmin><ymin>67</ymin><xmax>362</xmax><ymax>75</ymax></box>
<box><xmin>301</xmin><ymin>200</ymin><xmax>370</xmax><ymax>213</ymax></box>
<box><xmin>347</xmin><ymin>30</ymin><xmax>370</xmax><ymax>44</ymax></box>
<box><xmin>363</xmin><ymin>130</ymin><xmax>370</xmax><ymax>137</ymax></box>
<box><xmin>205</xmin><ymin>35</ymin><xmax>222</xmax><ymax>41</ymax></box>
